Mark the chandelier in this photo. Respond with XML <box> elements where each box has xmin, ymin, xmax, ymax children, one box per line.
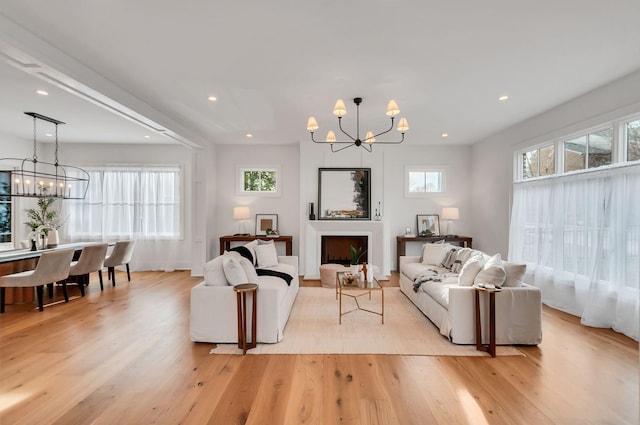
<box><xmin>0</xmin><ymin>112</ymin><xmax>90</xmax><ymax>199</ymax></box>
<box><xmin>307</xmin><ymin>97</ymin><xmax>409</xmax><ymax>152</ymax></box>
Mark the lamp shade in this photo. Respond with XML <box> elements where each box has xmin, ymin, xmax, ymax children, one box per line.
<box><xmin>326</xmin><ymin>131</ymin><xmax>336</xmax><ymax>143</ymax></box>
<box><xmin>441</xmin><ymin>207</ymin><xmax>459</xmax><ymax>221</ymax></box>
<box><xmin>333</xmin><ymin>99</ymin><xmax>347</xmax><ymax>117</ymax></box>
<box><xmin>397</xmin><ymin>117</ymin><xmax>409</xmax><ymax>132</ymax></box>
<box><xmin>365</xmin><ymin>131</ymin><xmax>375</xmax><ymax>144</ymax></box>
<box><xmin>386</xmin><ymin>99</ymin><xmax>400</xmax><ymax>116</ymax></box>
<box><xmin>233</xmin><ymin>206</ymin><xmax>250</xmax><ymax>220</ymax></box>
<box><xmin>307</xmin><ymin>116</ymin><xmax>319</xmax><ymax>131</ymax></box>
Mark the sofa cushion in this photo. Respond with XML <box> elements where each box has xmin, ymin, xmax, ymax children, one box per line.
<box><xmin>503</xmin><ymin>261</ymin><xmax>526</xmax><ymax>287</ymax></box>
<box><xmin>244</xmin><ymin>240</ymin><xmax>259</xmax><ymax>265</ymax></box>
<box><xmin>421</xmin><ymin>243</ymin><xmax>452</xmax><ymax>265</ymax></box>
<box><xmin>458</xmin><ymin>254</ymin><xmax>485</xmax><ymax>286</ymax></box>
<box><xmin>474</xmin><ymin>253</ymin><xmax>506</xmax><ymax>287</ymax></box>
<box><xmin>222</xmin><ymin>254</ymin><xmax>248</xmax><ymax>285</ymax></box>
<box><xmin>403</xmin><ymin>263</ymin><xmax>449</xmax><ymax>281</ymax></box>
<box><xmin>440</xmin><ymin>247</ymin><xmax>460</xmax><ymax>269</ymax></box>
<box><xmin>203</xmin><ymin>256</ymin><xmax>227</xmax><ymax>286</ymax></box>
<box><xmin>229</xmin><ymin>245</ymin><xmax>254</xmax><ymax>264</ymax></box>
<box><xmin>256</xmin><ymin>242</ymin><xmax>279</xmax><ymax>268</ymax></box>
<box><xmin>420</xmin><ymin>280</ymin><xmax>458</xmax><ymax>309</ymax></box>
<box><xmin>450</xmin><ymin>248</ymin><xmax>473</xmax><ymax>273</ymax></box>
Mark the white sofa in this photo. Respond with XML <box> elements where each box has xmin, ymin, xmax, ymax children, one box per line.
<box><xmin>399</xmin><ymin>245</ymin><xmax>542</xmax><ymax>345</ymax></box>
<box><xmin>190</xmin><ymin>248</ymin><xmax>299</xmax><ymax>344</ymax></box>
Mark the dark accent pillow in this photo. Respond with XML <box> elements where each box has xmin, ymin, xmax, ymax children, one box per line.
<box><xmin>229</xmin><ymin>246</ymin><xmax>254</xmax><ymax>264</ymax></box>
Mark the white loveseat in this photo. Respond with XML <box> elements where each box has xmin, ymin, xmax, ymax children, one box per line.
<box><xmin>190</xmin><ymin>241</ymin><xmax>299</xmax><ymax>344</ymax></box>
<box><xmin>399</xmin><ymin>244</ymin><xmax>542</xmax><ymax>345</ymax></box>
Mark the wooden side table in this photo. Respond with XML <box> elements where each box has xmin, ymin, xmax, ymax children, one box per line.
<box><xmin>474</xmin><ymin>287</ymin><xmax>500</xmax><ymax>357</ymax></box>
<box><xmin>233</xmin><ymin>283</ymin><xmax>258</xmax><ymax>354</ymax></box>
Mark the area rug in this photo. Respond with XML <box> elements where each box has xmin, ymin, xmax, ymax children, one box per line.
<box><xmin>210</xmin><ymin>287</ymin><xmax>523</xmax><ymax>356</ymax></box>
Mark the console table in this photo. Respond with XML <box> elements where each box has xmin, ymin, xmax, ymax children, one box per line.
<box><xmin>219</xmin><ymin>235</ymin><xmax>293</xmax><ymax>256</ymax></box>
<box><xmin>396</xmin><ymin>235</ymin><xmax>472</xmax><ymax>270</ymax></box>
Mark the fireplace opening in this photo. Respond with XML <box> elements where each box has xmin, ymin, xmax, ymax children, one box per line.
<box><xmin>321</xmin><ymin>235</ymin><xmax>368</xmax><ymax>266</ymax></box>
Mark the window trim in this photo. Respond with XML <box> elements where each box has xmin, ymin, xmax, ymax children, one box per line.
<box><xmin>404</xmin><ymin>166</ymin><xmax>446</xmax><ymax>197</ymax></box>
<box><xmin>236</xmin><ymin>166</ymin><xmax>281</xmax><ymax>197</ymax></box>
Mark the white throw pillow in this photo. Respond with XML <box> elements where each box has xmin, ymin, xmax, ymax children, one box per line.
<box><xmin>244</xmin><ymin>240</ymin><xmax>259</xmax><ymax>265</ymax></box>
<box><xmin>222</xmin><ymin>255</ymin><xmax>248</xmax><ymax>285</ymax></box>
<box><xmin>458</xmin><ymin>254</ymin><xmax>485</xmax><ymax>286</ymax></box>
<box><xmin>503</xmin><ymin>261</ymin><xmax>526</xmax><ymax>287</ymax></box>
<box><xmin>474</xmin><ymin>253</ymin><xmax>507</xmax><ymax>287</ymax></box>
<box><xmin>421</xmin><ymin>243</ymin><xmax>452</xmax><ymax>265</ymax></box>
<box><xmin>239</xmin><ymin>256</ymin><xmax>259</xmax><ymax>284</ymax></box>
<box><xmin>256</xmin><ymin>243</ymin><xmax>279</xmax><ymax>268</ymax></box>
<box><xmin>203</xmin><ymin>256</ymin><xmax>227</xmax><ymax>286</ymax></box>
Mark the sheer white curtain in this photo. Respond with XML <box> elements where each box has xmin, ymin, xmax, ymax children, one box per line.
<box><xmin>62</xmin><ymin>166</ymin><xmax>181</xmax><ymax>272</ymax></box>
<box><xmin>509</xmin><ymin>164</ymin><xmax>639</xmax><ymax>341</ymax></box>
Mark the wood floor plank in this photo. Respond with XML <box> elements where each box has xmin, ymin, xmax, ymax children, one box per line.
<box><xmin>0</xmin><ymin>270</ymin><xmax>637</xmax><ymax>425</ymax></box>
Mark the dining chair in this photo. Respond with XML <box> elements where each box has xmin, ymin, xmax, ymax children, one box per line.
<box><xmin>0</xmin><ymin>249</ymin><xmax>75</xmax><ymax>313</ymax></box>
<box><xmin>67</xmin><ymin>243</ymin><xmax>109</xmax><ymax>296</ymax></box>
<box><xmin>103</xmin><ymin>240</ymin><xmax>136</xmax><ymax>286</ymax></box>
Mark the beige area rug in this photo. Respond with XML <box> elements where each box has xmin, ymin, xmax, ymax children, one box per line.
<box><xmin>210</xmin><ymin>287</ymin><xmax>523</xmax><ymax>356</ymax></box>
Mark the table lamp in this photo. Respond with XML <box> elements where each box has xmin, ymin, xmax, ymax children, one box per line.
<box><xmin>233</xmin><ymin>206</ymin><xmax>250</xmax><ymax>236</ymax></box>
<box><xmin>441</xmin><ymin>207</ymin><xmax>459</xmax><ymax>236</ymax></box>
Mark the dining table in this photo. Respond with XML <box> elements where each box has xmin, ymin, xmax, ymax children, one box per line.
<box><xmin>0</xmin><ymin>242</ymin><xmax>105</xmax><ymax>304</ymax></box>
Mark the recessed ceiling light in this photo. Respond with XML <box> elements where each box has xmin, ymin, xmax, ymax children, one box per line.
<box><xmin>245</xmin><ymin>132</ymin><xmax>253</xmax><ymax>138</ymax></box>
<box><xmin>144</xmin><ymin>135</ymin><xmax>150</xmax><ymax>139</ymax></box>
<box><xmin>36</xmin><ymin>90</ymin><xmax>48</xmax><ymax>96</ymax></box>
<box><xmin>44</xmin><ymin>133</ymin><xmax>53</xmax><ymax>137</ymax></box>
<box><xmin>498</xmin><ymin>95</ymin><xmax>509</xmax><ymax>101</ymax></box>
<box><xmin>208</xmin><ymin>95</ymin><xmax>217</xmax><ymax>102</ymax></box>
<box><xmin>441</xmin><ymin>133</ymin><xmax>449</xmax><ymax>138</ymax></box>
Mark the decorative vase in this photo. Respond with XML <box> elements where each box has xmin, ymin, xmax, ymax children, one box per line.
<box><xmin>350</xmin><ymin>264</ymin><xmax>359</xmax><ymax>275</ymax></box>
<box><xmin>47</xmin><ymin>229</ymin><xmax>59</xmax><ymax>248</ymax></box>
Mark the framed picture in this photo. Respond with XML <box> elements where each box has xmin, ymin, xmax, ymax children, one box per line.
<box><xmin>417</xmin><ymin>214</ymin><xmax>440</xmax><ymax>236</ymax></box>
<box><xmin>318</xmin><ymin>168</ymin><xmax>371</xmax><ymax>220</ymax></box>
<box><xmin>255</xmin><ymin>214</ymin><xmax>278</xmax><ymax>236</ymax></box>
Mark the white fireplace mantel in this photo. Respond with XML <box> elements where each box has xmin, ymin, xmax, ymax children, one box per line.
<box><xmin>304</xmin><ymin>220</ymin><xmax>389</xmax><ymax>279</ymax></box>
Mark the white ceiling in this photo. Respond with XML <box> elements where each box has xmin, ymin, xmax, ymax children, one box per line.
<box><xmin>1</xmin><ymin>0</ymin><xmax>640</xmax><ymax>149</ymax></box>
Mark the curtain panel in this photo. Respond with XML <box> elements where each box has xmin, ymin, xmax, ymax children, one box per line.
<box><xmin>509</xmin><ymin>164</ymin><xmax>640</xmax><ymax>341</ymax></box>
<box><xmin>61</xmin><ymin>166</ymin><xmax>182</xmax><ymax>272</ymax></box>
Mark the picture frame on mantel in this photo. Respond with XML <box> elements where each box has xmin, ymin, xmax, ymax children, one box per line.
<box><xmin>255</xmin><ymin>214</ymin><xmax>278</xmax><ymax>236</ymax></box>
<box><xmin>417</xmin><ymin>214</ymin><xmax>440</xmax><ymax>236</ymax></box>
<box><xmin>318</xmin><ymin>168</ymin><xmax>371</xmax><ymax>220</ymax></box>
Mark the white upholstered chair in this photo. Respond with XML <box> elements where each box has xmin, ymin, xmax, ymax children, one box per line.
<box><xmin>68</xmin><ymin>243</ymin><xmax>109</xmax><ymax>296</ymax></box>
<box><xmin>103</xmin><ymin>241</ymin><xmax>136</xmax><ymax>286</ymax></box>
<box><xmin>0</xmin><ymin>249</ymin><xmax>75</xmax><ymax>313</ymax></box>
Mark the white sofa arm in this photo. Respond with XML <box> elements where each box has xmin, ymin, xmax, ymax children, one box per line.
<box><xmin>447</xmin><ymin>284</ymin><xmax>542</xmax><ymax>345</ymax></box>
<box><xmin>399</xmin><ymin>255</ymin><xmax>421</xmax><ymax>268</ymax></box>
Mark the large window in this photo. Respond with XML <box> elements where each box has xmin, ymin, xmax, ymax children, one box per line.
<box><xmin>0</xmin><ymin>171</ymin><xmax>11</xmax><ymax>245</ymax></box>
<box><xmin>65</xmin><ymin>166</ymin><xmax>181</xmax><ymax>240</ymax></box>
<box><xmin>405</xmin><ymin>167</ymin><xmax>445</xmax><ymax>196</ymax></box>
<box><xmin>522</xmin><ymin>144</ymin><xmax>555</xmax><ymax>179</ymax></box>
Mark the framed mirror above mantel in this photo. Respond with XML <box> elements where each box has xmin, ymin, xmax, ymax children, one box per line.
<box><xmin>317</xmin><ymin>168</ymin><xmax>371</xmax><ymax>220</ymax></box>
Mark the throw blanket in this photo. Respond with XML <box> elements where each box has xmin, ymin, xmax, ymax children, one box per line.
<box><xmin>257</xmin><ymin>268</ymin><xmax>294</xmax><ymax>286</ymax></box>
<box><xmin>413</xmin><ymin>268</ymin><xmax>442</xmax><ymax>292</ymax></box>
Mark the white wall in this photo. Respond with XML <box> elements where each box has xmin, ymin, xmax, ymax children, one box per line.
<box><xmin>214</xmin><ymin>144</ymin><xmax>300</xmax><ymax>257</ymax></box>
<box><xmin>470</xmin><ymin>69</ymin><xmax>640</xmax><ymax>258</ymax></box>
<box><xmin>299</xmin><ymin>141</ymin><xmax>472</xmax><ymax>274</ymax></box>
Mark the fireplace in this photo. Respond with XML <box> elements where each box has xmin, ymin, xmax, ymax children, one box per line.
<box><xmin>321</xmin><ymin>235</ymin><xmax>368</xmax><ymax>266</ymax></box>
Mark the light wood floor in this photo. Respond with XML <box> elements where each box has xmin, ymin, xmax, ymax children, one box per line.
<box><xmin>0</xmin><ymin>271</ymin><xmax>637</xmax><ymax>425</ymax></box>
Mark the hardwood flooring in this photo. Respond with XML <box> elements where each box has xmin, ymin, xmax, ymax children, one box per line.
<box><xmin>0</xmin><ymin>271</ymin><xmax>637</xmax><ymax>424</ymax></box>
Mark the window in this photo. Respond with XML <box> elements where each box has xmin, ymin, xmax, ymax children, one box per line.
<box><xmin>564</xmin><ymin>127</ymin><xmax>613</xmax><ymax>172</ymax></box>
<box><xmin>405</xmin><ymin>167</ymin><xmax>445</xmax><ymax>196</ymax></box>
<box><xmin>626</xmin><ymin>118</ymin><xmax>640</xmax><ymax>162</ymax></box>
<box><xmin>0</xmin><ymin>171</ymin><xmax>11</xmax><ymax>245</ymax></box>
<box><xmin>522</xmin><ymin>144</ymin><xmax>555</xmax><ymax>179</ymax></box>
<box><xmin>238</xmin><ymin>167</ymin><xmax>280</xmax><ymax>196</ymax></box>
<box><xmin>65</xmin><ymin>166</ymin><xmax>181</xmax><ymax>240</ymax></box>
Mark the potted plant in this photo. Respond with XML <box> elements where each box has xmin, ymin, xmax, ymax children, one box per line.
<box><xmin>25</xmin><ymin>197</ymin><xmax>63</xmax><ymax>249</ymax></box>
<box><xmin>349</xmin><ymin>244</ymin><xmax>367</xmax><ymax>274</ymax></box>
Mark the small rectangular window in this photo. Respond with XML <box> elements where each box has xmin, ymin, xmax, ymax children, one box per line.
<box><xmin>564</xmin><ymin>127</ymin><xmax>613</xmax><ymax>172</ymax></box>
<box><xmin>238</xmin><ymin>167</ymin><xmax>280</xmax><ymax>196</ymax></box>
<box><xmin>405</xmin><ymin>167</ymin><xmax>445</xmax><ymax>196</ymax></box>
<box><xmin>626</xmin><ymin>119</ymin><xmax>640</xmax><ymax>162</ymax></box>
<box><xmin>522</xmin><ymin>144</ymin><xmax>555</xmax><ymax>179</ymax></box>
